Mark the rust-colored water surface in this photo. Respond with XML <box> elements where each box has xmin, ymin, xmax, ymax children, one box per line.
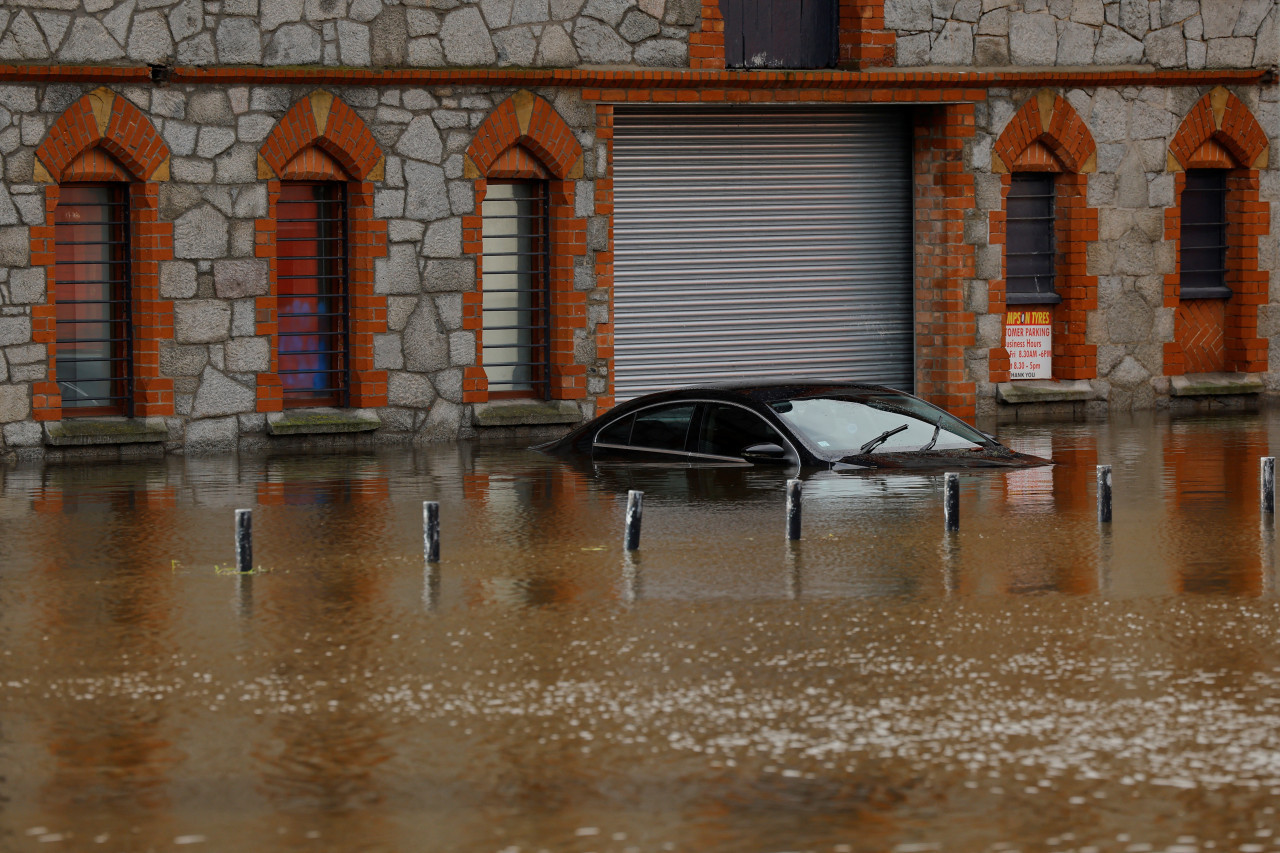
<box><xmin>1</xmin><ymin>410</ymin><xmax>1279</xmax><ymax>852</ymax></box>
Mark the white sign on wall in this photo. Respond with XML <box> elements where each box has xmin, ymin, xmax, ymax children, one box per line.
<box><xmin>1004</xmin><ymin>310</ymin><xmax>1052</xmax><ymax>380</ymax></box>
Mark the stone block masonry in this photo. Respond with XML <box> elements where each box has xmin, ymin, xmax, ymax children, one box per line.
<box><xmin>0</xmin><ymin>0</ymin><xmax>1273</xmax><ymax>461</ymax></box>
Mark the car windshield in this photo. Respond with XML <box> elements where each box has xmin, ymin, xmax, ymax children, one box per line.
<box><xmin>768</xmin><ymin>394</ymin><xmax>989</xmax><ymax>455</ymax></box>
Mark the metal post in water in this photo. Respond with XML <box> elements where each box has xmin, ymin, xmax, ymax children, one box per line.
<box><xmin>423</xmin><ymin>501</ymin><xmax>440</xmax><ymax>563</ymax></box>
<box><xmin>1097</xmin><ymin>464</ymin><xmax>1113</xmax><ymax>524</ymax></box>
<box><xmin>235</xmin><ymin>508</ymin><xmax>252</xmax><ymax>573</ymax></box>
<box><xmin>624</xmin><ymin>490</ymin><xmax>643</xmax><ymax>551</ymax></box>
<box><xmin>785</xmin><ymin>478</ymin><xmax>802</xmax><ymax>541</ymax></box>
<box><xmin>943</xmin><ymin>472</ymin><xmax>959</xmax><ymax>532</ymax></box>
<box><xmin>1262</xmin><ymin>457</ymin><xmax>1275</xmax><ymax>515</ymax></box>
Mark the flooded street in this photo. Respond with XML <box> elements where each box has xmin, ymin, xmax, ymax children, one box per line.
<box><xmin>2</xmin><ymin>411</ymin><xmax>1280</xmax><ymax>852</ymax></box>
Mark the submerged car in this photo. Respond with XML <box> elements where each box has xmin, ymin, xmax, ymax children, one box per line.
<box><xmin>536</xmin><ymin>381</ymin><xmax>1051</xmax><ymax>470</ymax></box>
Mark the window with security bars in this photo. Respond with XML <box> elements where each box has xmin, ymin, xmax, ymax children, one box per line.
<box><xmin>278</xmin><ymin>182</ymin><xmax>348</xmax><ymax>408</ymax></box>
<box><xmin>1180</xmin><ymin>169</ymin><xmax>1229</xmax><ymax>298</ymax></box>
<box><xmin>1006</xmin><ymin>173</ymin><xmax>1058</xmax><ymax>304</ymax></box>
<box><xmin>55</xmin><ymin>184</ymin><xmax>132</xmax><ymax>416</ymax></box>
<box><xmin>482</xmin><ymin>182</ymin><xmax>550</xmax><ymax>399</ymax></box>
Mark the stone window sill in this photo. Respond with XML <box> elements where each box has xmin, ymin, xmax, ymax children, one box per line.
<box><xmin>997</xmin><ymin>380</ymin><xmax>1098</xmax><ymax>405</ymax></box>
<box><xmin>266</xmin><ymin>408</ymin><xmax>381</xmax><ymax>436</ymax></box>
<box><xmin>472</xmin><ymin>399</ymin><xmax>583</xmax><ymax>427</ymax></box>
<box><xmin>44</xmin><ymin>417</ymin><xmax>169</xmax><ymax>447</ymax></box>
<box><xmin>1170</xmin><ymin>372</ymin><xmax>1264</xmax><ymax>397</ymax></box>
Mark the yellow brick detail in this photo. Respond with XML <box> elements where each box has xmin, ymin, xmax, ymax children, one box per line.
<box><xmin>1036</xmin><ymin>89</ymin><xmax>1056</xmax><ymax>134</ymax></box>
<box><xmin>1209</xmin><ymin>86</ymin><xmax>1229</xmax><ymax>130</ymax></box>
<box><xmin>88</xmin><ymin>87</ymin><xmax>115</xmax><ymax>137</ymax></box>
<box><xmin>310</xmin><ymin>89</ymin><xmax>335</xmax><ymax>135</ymax></box>
<box><xmin>513</xmin><ymin>89</ymin><xmax>534</xmax><ymax>137</ymax></box>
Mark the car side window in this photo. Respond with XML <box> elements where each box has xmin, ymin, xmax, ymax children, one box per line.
<box><xmin>696</xmin><ymin>404</ymin><xmax>782</xmax><ymax>458</ymax></box>
<box><xmin>596</xmin><ymin>414</ymin><xmax>633</xmax><ymax>446</ymax></box>
<box><xmin>628</xmin><ymin>404</ymin><xmax>696</xmax><ymax>452</ymax></box>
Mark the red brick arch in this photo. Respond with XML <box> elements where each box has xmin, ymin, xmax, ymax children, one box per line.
<box><xmin>28</xmin><ymin>88</ymin><xmax>175</xmax><ymax>422</ymax></box>
<box><xmin>34</xmin><ymin>87</ymin><xmax>170</xmax><ymax>183</ymax></box>
<box><xmin>1168</xmin><ymin>87</ymin><xmax>1269</xmax><ymax>171</ymax></box>
<box><xmin>254</xmin><ymin>90</ymin><xmax>389</xmax><ymax>413</ymax></box>
<box><xmin>257</xmin><ymin>90</ymin><xmax>385</xmax><ymax>182</ymax></box>
<box><xmin>462</xmin><ymin>91</ymin><xmax>588</xmax><ymax>404</ymax></box>
<box><xmin>1163</xmin><ymin>87</ymin><xmax>1270</xmax><ymax>378</ymax></box>
<box><xmin>465</xmin><ymin>91</ymin><xmax>584</xmax><ymax>180</ymax></box>
<box><xmin>988</xmin><ymin>91</ymin><xmax>1099</xmax><ymax>384</ymax></box>
<box><xmin>993</xmin><ymin>90</ymin><xmax>1096</xmax><ymax>175</ymax></box>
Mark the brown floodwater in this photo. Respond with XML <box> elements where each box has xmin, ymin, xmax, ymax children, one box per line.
<box><xmin>1</xmin><ymin>410</ymin><xmax>1280</xmax><ymax>853</ymax></box>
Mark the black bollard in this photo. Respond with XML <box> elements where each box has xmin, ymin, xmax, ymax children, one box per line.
<box><xmin>624</xmin><ymin>490</ymin><xmax>643</xmax><ymax>551</ymax></box>
<box><xmin>1097</xmin><ymin>464</ymin><xmax>1113</xmax><ymax>524</ymax></box>
<box><xmin>785</xmin><ymin>478</ymin><xmax>802</xmax><ymax>541</ymax></box>
<box><xmin>423</xmin><ymin>501</ymin><xmax>440</xmax><ymax>563</ymax></box>
<box><xmin>944</xmin><ymin>472</ymin><xmax>959</xmax><ymax>532</ymax></box>
<box><xmin>1263</xmin><ymin>457</ymin><xmax>1275</xmax><ymax>515</ymax></box>
<box><xmin>235</xmin><ymin>508</ymin><xmax>252</xmax><ymax>573</ymax></box>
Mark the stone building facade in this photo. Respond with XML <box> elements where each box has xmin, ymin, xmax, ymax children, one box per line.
<box><xmin>0</xmin><ymin>0</ymin><xmax>1274</xmax><ymax>460</ymax></box>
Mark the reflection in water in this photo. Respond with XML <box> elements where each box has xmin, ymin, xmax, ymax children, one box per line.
<box><xmin>0</xmin><ymin>412</ymin><xmax>1278</xmax><ymax>850</ymax></box>
<box><xmin>1166</xmin><ymin>419</ymin><xmax>1267</xmax><ymax>596</ymax></box>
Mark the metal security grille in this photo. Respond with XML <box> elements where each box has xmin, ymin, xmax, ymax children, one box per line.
<box><xmin>1180</xmin><ymin>169</ymin><xmax>1229</xmax><ymax>297</ymax></box>
<box><xmin>278</xmin><ymin>182</ymin><xmax>349</xmax><ymax>408</ymax></box>
<box><xmin>54</xmin><ymin>184</ymin><xmax>132</xmax><ymax>416</ymax></box>
<box><xmin>1006</xmin><ymin>173</ymin><xmax>1058</xmax><ymax>303</ymax></box>
<box><xmin>482</xmin><ymin>182</ymin><xmax>550</xmax><ymax>398</ymax></box>
<box><xmin>612</xmin><ymin>108</ymin><xmax>914</xmax><ymax>400</ymax></box>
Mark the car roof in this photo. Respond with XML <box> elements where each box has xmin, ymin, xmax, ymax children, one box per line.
<box><xmin>620</xmin><ymin>380</ymin><xmax>910</xmax><ymax>405</ymax></box>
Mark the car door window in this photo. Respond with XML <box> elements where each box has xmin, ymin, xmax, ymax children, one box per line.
<box><xmin>696</xmin><ymin>404</ymin><xmax>783</xmax><ymax>458</ymax></box>
<box><xmin>595</xmin><ymin>413</ymin><xmax>633</xmax><ymax>446</ymax></box>
<box><xmin>628</xmin><ymin>404</ymin><xmax>696</xmax><ymax>453</ymax></box>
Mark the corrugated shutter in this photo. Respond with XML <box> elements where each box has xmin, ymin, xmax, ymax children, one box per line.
<box><xmin>612</xmin><ymin>107</ymin><xmax>914</xmax><ymax>400</ymax></box>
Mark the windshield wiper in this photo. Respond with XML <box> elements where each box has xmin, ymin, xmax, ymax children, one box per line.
<box><xmin>859</xmin><ymin>423</ymin><xmax>909</xmax><ymax>455</ymax></box>
<box><xmin>920</xmin><ymin>419</ymin><xmax>941</xmax><ymax>452</ymax></box>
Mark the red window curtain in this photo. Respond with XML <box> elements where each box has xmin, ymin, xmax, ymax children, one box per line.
<box><xmin>278</xmin><ymin>182</ymin><xmax>348</xmax><ymax>408</ymax></box>
<box><xmin>54</xmin><ymin>184</ymin><xmax>131</xmax><ymax>416</ymax></box>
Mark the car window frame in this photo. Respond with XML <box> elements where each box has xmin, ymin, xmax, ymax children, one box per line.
<box><xmin>592</xmin><ymin>400</ymin><xmax>700</xmax><ymax>460</ymax></box>
<box><xmin>688</xmin><ymin>400</ymin><xmax>797</xmax><ymax>463</ymax></box>
<box><xmin>592</xmin><ymin>399</ymin><xmax>799</xmax><ymax>464</ymax></box>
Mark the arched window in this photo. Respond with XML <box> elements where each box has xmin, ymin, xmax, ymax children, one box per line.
<box><xmin>256</xmin><ymin>91</ymin><xmax>388</xmax><ymax>412</ymax></box>
<box><xmin>1165</xmin><ymin>87</ymin><xmax>1271</xmax><ymax>377</ymax></box>
<box><xmin>463</xmin><ymin>91</ymin><xmax>587</xmax><ymax>405</ymax></box>
<box><xmin>31</xmin><ymin>88</ymin><xmax>174</xmax><ymax>422</ymax></box>
<box><xmin>990</xmin><ymin>91</ymin><xmax>1099</xmax><ymax>383</ymax></box>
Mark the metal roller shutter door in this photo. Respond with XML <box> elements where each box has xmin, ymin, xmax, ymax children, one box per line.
<box><xmin>612</xmin><ymin>107</ymin><xmax>914</xmax><ymax>400</ymax></box>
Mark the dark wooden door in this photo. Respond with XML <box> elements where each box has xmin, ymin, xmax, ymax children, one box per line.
<box><xmin>721</xmin><ymin>0</ymin><xmax>837</xmax><ymax>69</ymax></box>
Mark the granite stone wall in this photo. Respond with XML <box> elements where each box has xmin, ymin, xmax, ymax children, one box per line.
<box><xmin>967</xmin><ymin>82</ymin><xmax>1280</xmax><ymax>414</ymax></box>
<box><xmin>886</xmin><ymin>0</ymin><xmax>1277</xmax><ymax>68</ymax></box>
<box><xmin>0</xmin><ymin>81</ymin><xmax>608</xmax><ymax>457</ymax></box>
<box><xmin>0</xmin><ymin>0</ymin><xmax>701</xmax><ymax>69</ymax></box>
<box><xmin>0</xmin><ymin>0</ymin><xmax>1275</xmax><ymax>458</ymax></box>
